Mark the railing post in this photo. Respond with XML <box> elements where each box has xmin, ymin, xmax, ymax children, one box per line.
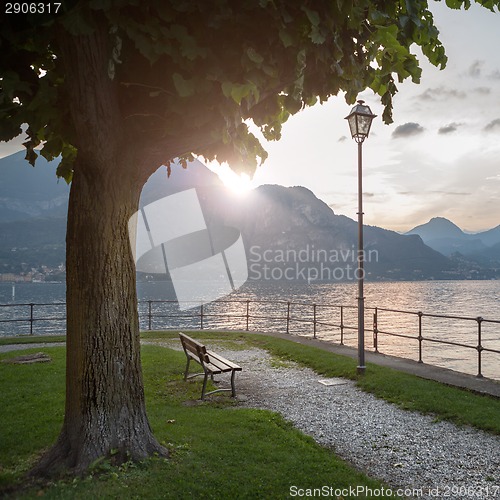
<box><xmin>246</xmin><ymin>300</ymin><xmax>250</xmax><ymax>331</ymax></box>
<box><xmin>148</xmin><ymin>301</ymin><xmax>152</xmax><ymax>331</ymax></box>
<box><xmin>340</xmin><ymin>306</ymin><xmax>344</xmax><ymax>345</ymax></box>
<box><xmin>476</xmin><ymin>316</ymin><xmax>483</xmax><ymax>378</ymax></box>
<box><xmin>286</xmin><ymin>301</ymin><xmax>291</xmax><ymax>334</ymax></box>
<box><xmin>313</xmin><ymin>304</ymin><xmax>317</xmax><ymax>339</ymax></box>
<box><xmin>418</xmin><ymin>311</ymin><xmax>423</xmax><ymax>363</ymax></box>
<box><xmin>373</xmin><ymin>307</ymin><xmax>378</xmax><ymax>352</ymax></box>
<box><xmin>29</xmin><ymin>303</ymin><xmax>34</xmax><ymax>335</ymax></box>
<box><xmin>200</xmin><ymin>304</ymin><xmax>204</xmax><ymax>330</ymax></box>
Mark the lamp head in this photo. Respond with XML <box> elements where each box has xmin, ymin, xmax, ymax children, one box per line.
<box><xmin>345</xmin><ymin>100</ymin><xmax>377</xmax><ymax>143</ymax></box>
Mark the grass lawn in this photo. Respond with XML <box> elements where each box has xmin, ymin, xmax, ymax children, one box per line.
<box><xmin>1</xmin><ymin>330</ymin><xmax>499</xmax><ymax>498</ymax></box>
<box><xmin>0</xmin><ymin>340</ymin><xmax>393</xmax><ymax>499</ymax></box>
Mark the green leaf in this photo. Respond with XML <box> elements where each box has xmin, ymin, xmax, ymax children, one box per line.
<box><xmin>172</xmin><ymin>73</ymin><xmax>195</xmax><ymax>97</ymax></box>
<box><xmin>221</xmin><ymin>81</ymin><xmax>259</xmax><ymax>105</ymax></box>
<box><xmin>375</xmin><ymin>24</ymin><xmax>400</xmax><ymax>47</ymax></box>
<box><xmin>279</xmin><ymin>29</ymin><xmax>293</xmax><ymax>48</ymax></box>
<box><xmin>369</xmin><ymin>10</ymin><xmax>390</xmax><ymax>24</ymax></box>
<box><xmin>56</xmin><ymin>144</ymin><xmax>77</xmax><ymax>184</ymax></box>
<box><xmin>221</xmin><ymin>81</ymin><xmax>233</xmax><ymax>99</ymax></box>
<box><xmin>247</xmin><ymin>47</ymin><xmax>264</xmax><ymax>65</ymax></box>
<box><xmin>284</xmin><ymin>95</ymin><xmax>302</xmax><ymax>115</ymax></box>
<box><xmin>40</xmin><ymin>136</ymin><xmax>63</xmax><ymax>162</ymax></box>
<box><xmin>309</xmin><ymin>25</ymin><xmax>326</xmax><ymax>44</ymax></box>
<box><xmin>231</xmin><ymin>83</ymin><xmax>253</xmax><ymax>105</ymax></box>
<box><xmin>445</xmin><ymin>0</ymin><xmax>471</xmax><ymax>8</ymax></box>
<box><xmin>301</xmin><ymin>6</ymin><xmax>320</xmax><ymax>26</ymax></box>
<box><xmin>24</xmin><ymin>147</ymin><xmax>38</xmax><ymax>167</ymax></box>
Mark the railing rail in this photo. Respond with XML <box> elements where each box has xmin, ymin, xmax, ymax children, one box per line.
<box><xmin>1</xmin><ymin>299</ymin><xmax>499</xmax><ymax>379</ymax></box>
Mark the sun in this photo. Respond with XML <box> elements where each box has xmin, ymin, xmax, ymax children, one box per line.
<box><xmin>200</xmin><ymin>157</ymin><xmax>254</xmax><ymax>196</ymax></box>
<box><xmin>219</xmin><ymin>170</ymin><xmax>253</xmax><ymax>196</ymax></box>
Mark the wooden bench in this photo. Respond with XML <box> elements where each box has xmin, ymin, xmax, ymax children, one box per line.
<box><xmin>179</xmin><ymin>333</ymin><xmax>242</xmax><ymax>400</ymax></box>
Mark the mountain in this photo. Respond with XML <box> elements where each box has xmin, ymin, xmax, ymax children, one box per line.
<box><xmin>406</xmin><ymin>217</ymin><xmax>500</xmax><ymax>267</ymax></box>
<box><xmin>139</xmin><ymin>159</ymin><xmax>223</xmax><ymax>207</ymax></box>
<box><xmin>0</xmin><ymin>150</ymin><xmax>498</xmax><ymax>280</ymax></box>
<box><xmin>0</xmin><ymin>151</ymin><xmax>69</xmax><ymax>273</ymax></box>
<box><xmin>476</xmin><ymin>225</ymin><xmax>500</xmax><ymax>247</ymax></box>
<box><xmin>407</xmin><ymin>217</ymin><xmax>467</xmax><ymax>242</ymax></box>
<box><xmin>223</xmin><ymin>186</ymin><xmax>455</xmax><ymax>281</ymax></box>
<box><xmin>0</xmin><ymin>150</ymin><xmax>69</xmax><ymax>222</ymax></box>
<box><xmin>0</xmin><ymin>154</ymin><xmax>221</xmax><ymax>273</ymax></box>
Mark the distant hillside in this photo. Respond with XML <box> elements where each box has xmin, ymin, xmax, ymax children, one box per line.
<box><xmin>0</xmin><ymin>150</ymin><xmax>498</xmax><ymax>280</ymax></box>
<box><xmin>0</xmin><ymin>217</ymin><xmax>66</xmax><ymax>272</ymax></box>
<box><xmin>139</xmin><ymin>159</ymin><xmax>222</xmax><ymax>206</ymax></box>
<box><xmin>227</xmin><ymin>186</ymin><xmax>456</xmax><ymax>281</ymax></box>
<box><xmin>407</xmin><ymin>217</ymin><xmax>500</xmax><ymax>269</ymax></box>
<box><xmin>0</xmin><ymin>150</ymin><xmax>69</xmax><ymax>222</ymax></box>
<box><xmin>407</xmin><ymin>217</ymin><xmax>467</xmax><ymax>242</ymax></box>
<box><xmin>476</xmin><ymin>225</ymin><xmax>500</xmax><ymax>247</ymax></box>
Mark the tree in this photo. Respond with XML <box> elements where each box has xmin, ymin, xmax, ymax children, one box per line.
<box><xmin>1</xmin><ymin>0</ymin><xmax>498</xmax><ymax>476</ymax></box>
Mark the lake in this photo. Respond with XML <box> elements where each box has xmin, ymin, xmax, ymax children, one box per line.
<box><xmin>1</xmin><ymin>280</ymin><xmax>499</xmax><ymax>380</ymax></box>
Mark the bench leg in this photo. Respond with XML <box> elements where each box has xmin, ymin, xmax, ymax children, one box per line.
<box><xmin>201</xmin><ymin>372</ymin><xmax>210</xmax><ymax>400</ymax></box>
<box><xmin>183</xmin><ymin>357</ymin><xmax>191</xmax><ymax>381</ymax></box>
<box><xmin>230</xmin><ymin>369</ymin><xmax>237</xmax><ymax>397</ymax></box>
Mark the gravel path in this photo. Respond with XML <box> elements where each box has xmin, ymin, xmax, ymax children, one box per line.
<box><xmin>0</xmin><ymin>342</ymin><xmax>66</xmax><ymax>353</ymax></box>
<box><xmin>200</xmin><ymin>343</ymin><xmax>500</xmax><ymax>499</ymax></box>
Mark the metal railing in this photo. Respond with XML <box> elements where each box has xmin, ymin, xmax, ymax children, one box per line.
<box><xmin>0</xmin><ymin>302</ymin><xmax>66</xmax><ymax>336</ymax></box>
<box><xmin>1</xmin><ymin>299</ymin><xmax>499</xmax><ymax>379</ymax></box>
<box><xmin>372</xmin><ymin>307</ymin><xmax>500</xmax><ymax>378</ymax></box>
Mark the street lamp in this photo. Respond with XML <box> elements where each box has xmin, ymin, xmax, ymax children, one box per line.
<box><xmin>345</xmin><ymin>100</ymin><xmax>376</xmax><ymax>375</ymax></box>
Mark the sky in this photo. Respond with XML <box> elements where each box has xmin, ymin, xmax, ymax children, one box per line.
<box><xmin>1</xmin><ymin>2</ymin><xmax>499</xmax><ymax>233</ymax></box>
<box><xmin>213</xmin><ymin>2</ymin><xmax>500</xmax><ymax>233</ymax></box>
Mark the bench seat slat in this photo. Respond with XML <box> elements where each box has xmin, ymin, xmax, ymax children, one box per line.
<box><xmin>207</xmin><ymin>350</ymin><xmax>242</xmax><ymax>371</ymax></box>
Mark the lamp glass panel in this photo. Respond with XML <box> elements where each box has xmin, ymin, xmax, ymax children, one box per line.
<box><xmin>357</xmin><ymin>115</ymin><xmax>372</xmax><ymax>136</ymax></box>
<box><xmin>348</xmin><ymin>115</ymin><xmax>358</xmax><ymax>138</ymax></box>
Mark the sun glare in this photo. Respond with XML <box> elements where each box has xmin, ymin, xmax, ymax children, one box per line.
<box><xmin>200</xmin><ymin>156</ymin><xmax>254</xmax><ymax>196</ymax></box>
<box><xmin>220</xmin><ymin>170</ymin><xmax>253</xmax><ymax>196</ymax></box>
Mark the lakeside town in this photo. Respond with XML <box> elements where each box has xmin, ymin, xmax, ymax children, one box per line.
<box><xmin>0</xmin><ymin>264</ymin><xmax>66</xmax><ymax>283</ymax></box>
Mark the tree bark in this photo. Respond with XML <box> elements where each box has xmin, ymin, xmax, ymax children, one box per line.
<box><xmin>32</xmin><ymin>152</ymin><xmax>167</xmax><ymax>477</ymax></box>
<box><xmin>30</xmin><ymin>17</ymin><xmax>167</xmax><ymax>477</ymax></box>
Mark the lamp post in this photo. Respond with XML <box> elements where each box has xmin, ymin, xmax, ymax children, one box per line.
<box><xmin>345</xmin><ymin>100</ymin><xmax>376</xmax><ymax>375</ymax></box>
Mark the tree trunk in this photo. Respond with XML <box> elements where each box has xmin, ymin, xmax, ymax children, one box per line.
<box><xmin>28</xmin><ymin>18</ymin><xmax>168</xmax><ymax>475</ymax></box>
<box><xmin>32</xmin><ymin>155</ymin><xmax>167</xmax><ymax>476</ymax></box>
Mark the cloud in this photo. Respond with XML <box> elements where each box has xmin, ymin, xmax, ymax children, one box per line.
<box><xmin>398</xmin><ymin>190</ymin><xmax>470</xmax><ymax>196</ymax></box>
<box><xmin>474</xmin><ymin>87</ymin><xmax>491</xmax><ymax>95</ymax></box>
<box><xmin>392</xmin><ymin>122</ymin><xmax>425</xmax><ymax>138</ymax></box>
<box><xmin>484</xmin><ymin>118</ymin><xmax>500</xmax><ymax>132</ymax></box>
<box><xmin>418</xmin><ymin>86</ymin><xmax>466</xmax><ymax>101</ymax></box>
<box><xmin>430</xmin><ymin>191</ymin><xmax>471</xmax><ymax>196</ymax></box>
<box><xmin>468</xmin><ymin>60</ymin><xmax>483</xmax><ymax>78</ymax></box>
<box><xmin>438</xmin><ymin>122</ymin><xmax>463</xmax><ymax>135</ymax></box>
<box><xmin>338</xmin><ymin>135</ymin><xmax>348</xmax><ymax>142</ymax></box>
<box><xmin>490</xmin><ymin>70</ymin><xmax>500</xmax><ymax>80</ymax></box>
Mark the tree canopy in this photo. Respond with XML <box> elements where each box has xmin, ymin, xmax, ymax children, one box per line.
<box><xmin>3</xmin><ymin>0</ymin><xmax>497</xmax><ymax>181</ymax></box>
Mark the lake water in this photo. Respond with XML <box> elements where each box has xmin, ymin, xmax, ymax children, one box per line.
<box><xmin>1</xmin><ymin>280</ymin><xmax>499</xmax><ymax>380</ymax></box>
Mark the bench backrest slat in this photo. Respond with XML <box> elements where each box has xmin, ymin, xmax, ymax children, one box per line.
<box><xmin>179</xmin><ymin>333</ymin><xmax>210</xmax><ymax>363</ymax></box>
